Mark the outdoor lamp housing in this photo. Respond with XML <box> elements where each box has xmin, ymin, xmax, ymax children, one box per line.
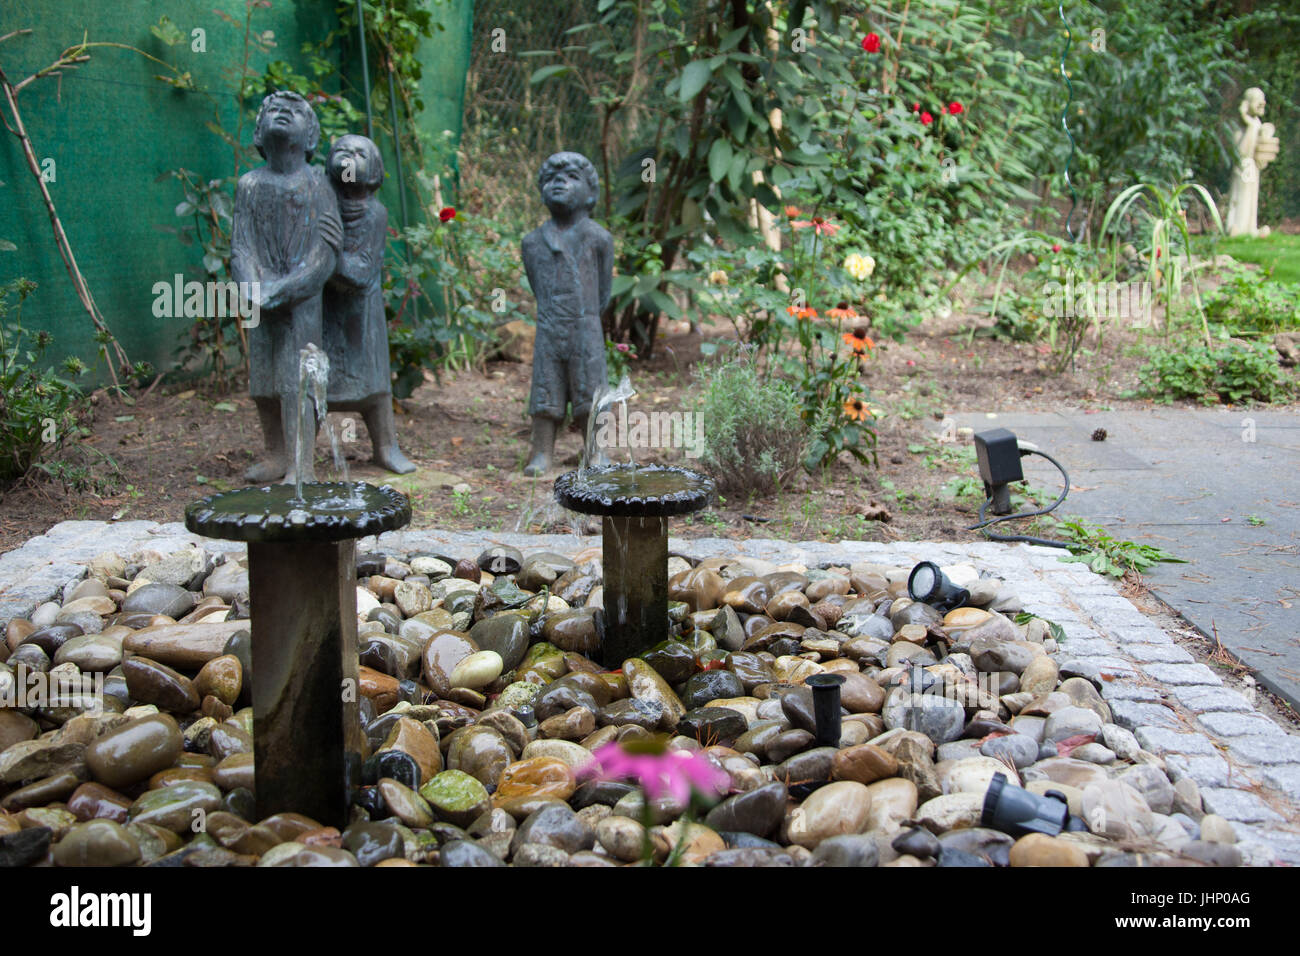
<box><xmin>974</xmin><ymin>428</ymin><xmax>1024</xmax><ymax>515</ymax></box>
<box><xmin>907</xmin><ymin>560</ymin><xmax>969</xmax><ymax>612</ymax></box>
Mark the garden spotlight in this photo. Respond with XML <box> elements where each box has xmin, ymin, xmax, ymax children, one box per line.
<box><xmin>907</xmin><ymin>560</ymin><xmax>969</xmax><ymax>612</ymax></box>
<box><xmin>973</xmin><ymin>428</ymin><xmax>1025</xmax><ymax>516</ymax></box>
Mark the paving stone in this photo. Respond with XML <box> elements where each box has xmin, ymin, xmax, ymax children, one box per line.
<box><xmin>1057</xmin><ymin>638</ymin><xmax>1121</xmax><ymax>657</ymax></box>
<box><xmin>1134</xmin><ymin>727</ymin><xmax>1219</xmax><ymax>756</ymax></box>
<box><xmin>1109</xmin><ymin>700</ymin><xmax>1183</xmax><ymax>731</ymax></box>
<box><xmin>1138</xmin><ymin>663</ymin><xmax>1224</xmax><ymax>687</ymax></box>
<box><xmin>1099</xmin><ymin>682</ymin><xmax>1165</xmax><ymax>703</ymax></box>
<box><xmin>1260</xmin><ymin>764</ymin><xmax>1300</xmax><ymax>795</ymax></box>
<box><xmin>1199</xmin><ymin>787</ymin><xmax>1286</xmax><ymax>824</ymax></box>
<box><xmin>1170</xmin><ymin>686</ymin><xmax>1257</xmax><ymax>713</ymax></box>
<box><xmin>1197</xmin><ymin>712</ymin><xmax>1286</xmax><ymax>739</ymax></box>
<box><xmin>1124</xmin><ymin>644</ymin><xmax>1195</xmax><ymax>664</ymax></box>
<box><xmin>1163</xmin><ymin>754</ymin><xmax>1242</xmax><ymax>789</ymax></box>
<box><xmin>1242</xmin><ymin>828</ymin><xmax>1300</xmax><ymax>866</ymax></box>
<box><xmin>1228</xmin><ymin>735</ymin><xmax>1300</xmax><ymax>766</ymax></box>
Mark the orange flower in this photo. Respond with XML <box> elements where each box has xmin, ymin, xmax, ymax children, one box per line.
<box><xmin>784</xmin><ymin>205</ymin><xmax>803</xmax><ymax>218</ymax></box>
<box><xmin>786</xmin><ymin>305</ymin><xmax>819</xmax><ymax>320</ymax></box>
<box><xmin>827</xmin><ymin>306</ymin><xmax>859</xmax><ymax>320</ymax></box>
<box><xmin>842</xmin><ymin>329</ymin><xmax>875</xmax><ymax>355</ymax></box>
<box><xmin>790</xmin><ymin>216</ymin><xmax>840</xmax><ymax>237</ymax></box>
<box><xmin>843</xmin><ymin>397</ymin><xmax>870</xmax><ymax>421</ymax></box>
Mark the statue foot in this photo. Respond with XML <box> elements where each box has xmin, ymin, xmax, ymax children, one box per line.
<box><xmin>374</xmin><ymin>445</ymin><xmax>416</xmax><ymax>475</ymax></box>
<box><xmin>245</xmin><ymin>456</ymin><xmax>287</xmax><ymax>483</ymax></box>
<box><xmin>523</xmin><ymin>451</ymin><xmax>550</xmax><ymax>477</ymax></box>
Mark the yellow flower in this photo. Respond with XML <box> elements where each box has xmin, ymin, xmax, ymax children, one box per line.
<box><xmin>845</xmin><ymin>253</ymin><xmax>875</xmax><ymax>280</ymax></box>
<box><xmin>708</xmin><ymin>269</ymin><xmax>728</xmax><ymax>286</ymax></box>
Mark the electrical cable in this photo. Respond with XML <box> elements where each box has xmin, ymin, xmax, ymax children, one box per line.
<box><xmin>967</xmin><ymin>447</ymin><xmax>1074</xmax><ymax>549</ymax></box>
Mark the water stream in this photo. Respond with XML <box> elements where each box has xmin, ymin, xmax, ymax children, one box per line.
<box><xmin>292</xmin><ymin>345</ymin><xmax>364</xmax><ymax>509</ymax></box>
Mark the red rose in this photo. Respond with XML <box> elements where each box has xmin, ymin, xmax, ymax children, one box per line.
<box><xmin>439</xmin><ymin>207</ymin><xmax>456</xmax><ymax>222</ymax></box>
<box><xmin>862</xmin><ymin>32</ymin><xmax>881</xmax><ymax>53</ymax></box>
<box><xmin>920</xmin><ymin>111</ymin><xmax>934</xmax><ymax>126</ymax></box>
<box><xmin>948</xmin><ymin>101</ymin><xmax>963</xmax><ymax>115</ymax></box>
<box><xmin>912</xmin><ymin>102</ymin><xmax>920</xmax><ymax>112</ymax></box>
<box><xmin>1052</xmin><ymin>244</ymin><xmax>1062</xmax><ymax>253</ymax></box>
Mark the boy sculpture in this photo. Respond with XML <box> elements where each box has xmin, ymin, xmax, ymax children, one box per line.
<box><xmin>322</xmin><ymin>134</ymin><xmax>414</xmax><ymax>474</ymax></box>
<box><xmin>1225</xmin><ymin>87</ymin><xmax>1281</xmax><ymax>238</ymax></box>
<box><xmin>521</xmin><ymin>151</ymin><xmax>613</xmax><ymax>476</ymax></box>
<box><xmin>232</xmin><ymin>90</ymin><xmax>341</xmax><ymax>484</ymax></box>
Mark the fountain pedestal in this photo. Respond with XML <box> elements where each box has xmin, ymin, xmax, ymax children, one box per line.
<box><xmin>555</xmin><ymin>465</ymin><xmax>713</xmax><ymax>668</ymax></box>
<box><xmin>186</xmin><ymin>482</ymin><xmax>410</xmax><ymax>827</ymax></box>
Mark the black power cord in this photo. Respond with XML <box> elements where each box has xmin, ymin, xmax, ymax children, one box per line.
<box><xmin>966</xmin><ymin>447</ymin><xmax>1073</xmax><ymax>549</ymax></box>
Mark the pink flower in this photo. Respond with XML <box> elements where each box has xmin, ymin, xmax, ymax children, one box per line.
<box><xmin>616</xmin><ymin>343</ymin><xmax>630</xmax><ymax>353</ymax></box>
<box><xmin>577</xmin><ymin>742</ymin><xmax>730</xmax><ymax>805</ymax></box>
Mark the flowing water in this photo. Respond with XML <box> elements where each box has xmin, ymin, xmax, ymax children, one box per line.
<box><xmin>579</xmin><ymin>374</ymin><xmax>637</xmax><ymax>480</ymax></box>
<box><xmin>292</xmin><ymin>345</ymin><xmax>363</xmax><ymax>509</ymax></box>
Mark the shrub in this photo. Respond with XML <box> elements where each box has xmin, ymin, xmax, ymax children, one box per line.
<box><xmin>1202</xmin><ymin>268</ymin><xmax>1300</xmax><ymax>337</ymax></box>
<box><xmin>696</xmin><ymin>356</ymin><xmax>808</xmax><ymax>497</ymax></box>
<box><xmin>0</xmin><ymin>279</ymin><xmax>92</xmax><ymax>483</ymax></box>
<box><xmin>1132</xmin><ymin>342</ymin><xmax>1293</xmax><ymax>405</ymax></box>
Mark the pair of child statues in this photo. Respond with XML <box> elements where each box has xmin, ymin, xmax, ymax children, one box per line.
<box><xmin>233</xmin><ymin>90</ymin><xmax>609</xmax><ymax>482</ymax></box>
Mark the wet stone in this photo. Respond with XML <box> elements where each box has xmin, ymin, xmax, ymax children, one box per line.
<box><xmin>678</xmin><ymin>707</ymin><xmax>747</xmax><ymax>745</ymax></box>
<box><xmin>682</xmin><ymin>670</ymin><xmax>745</xmax><ymax>709</ymax></box>
<box><xmin>122</xmin><ymin>583</ymin><xmax>195</xmax><ymax>619</ymax></box>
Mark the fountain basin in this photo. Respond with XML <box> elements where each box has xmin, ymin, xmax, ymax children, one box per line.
<box><xmin>554</xmin><ymin>465</ymin><xmax>714</xmax><ymax>668</ymax></box>
<box><xmin>185</xmin><ymin>481</ymin><xmax>410</xmax><ymax>543</ymax></box>
<box><xmin>185</xmin><ymin>481</ymin><xmax>411</xmax><ymax>826</ymax></box>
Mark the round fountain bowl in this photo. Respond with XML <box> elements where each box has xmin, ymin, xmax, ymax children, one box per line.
<box><xmin>185</xmin><ymin>482</ymin><xmax>411</xmax><ymax>543</ymax></box>
<box><xmin>554</xmin><ymin>464</ymin><xmax>714</xmax><ymax>518</ymax></box>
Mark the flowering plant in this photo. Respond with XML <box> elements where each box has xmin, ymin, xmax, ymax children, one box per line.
<box><xmin>578</xmin><ymin>737</ymin><xmax>730</xmax><ymax>866</ymax></box>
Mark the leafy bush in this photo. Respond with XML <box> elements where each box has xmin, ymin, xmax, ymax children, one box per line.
<box><xmin>695</xmin><ymin>355</ymin><xmax>809</xmax><ymax>497</ymax></box>
<box><xmin>0</xmin><ymin>279</ymin><xmax>91</xmax><ymax>483</ymax></box>
<box><xmin>1132</xmin><ymin>343</ymin><xmax>1293</xmax><ymax>405</ymax></box>
<box><xmin>1202</xmin><ymin>268</ymin><xmax>1300</xmax><ymax>337</ymax></box>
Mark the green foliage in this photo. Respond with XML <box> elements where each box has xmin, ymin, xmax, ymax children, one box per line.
<box><xmin>1132</xmin><ymin>343</ymin><xmax>1293</xmax><ymax>405</ymax></box>
<box><xmin>1052</xmin><ymin>517</ymin><xmax>1185</xmax><ymax>578</ymax></box>
<box><xmin>605</xmin><ymin>339</ymin><xmax>637</xmax><ymax>385</ymax></box>
<box><xmin>695</xmin><ymin>354</ymin><xmax>809</xmax><ymax>497</ymax></box>
<box><xmin>1202</xmin><ymin>267</ymin><xmax>1300</xmax><ymax>337</ymax></box>
<box><xmin>0</xmin><ymin>280</ymin><xmax>92</xmax><ymax>484</ymax></box>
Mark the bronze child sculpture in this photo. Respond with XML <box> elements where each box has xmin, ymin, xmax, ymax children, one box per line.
<box><xmin>322</xmin><ymin>134</ymin><xmax>414</xmax><ymax>474</ymax></box>
<box><xmin>520</xmin><ymin>151</ymin><xmax>613</xmax><ymax>476</ymax></box>
<box><xmin>232</xmin><ymin>90</ymin><xmax>341</xmax><ymax>484</ymax></box>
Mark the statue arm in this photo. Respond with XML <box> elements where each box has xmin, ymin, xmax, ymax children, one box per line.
<box><xmin>596</xmin><ymin>231</ymin><xmax>614</xmax><ymax>312</ymax></box>
<box><xmin>259</xmin><ymin>186</ymin><xmax>342</xmax><ymax>311</ymax></box>
<box><xmin>334</xmin><ymin>206</ymin><xmax>387</xmax><ymax>290</ymax></box>
<box><xmin>229</xmin><ymin>177</ymin><xmax>259</xmax><ymax>287</ymax></box>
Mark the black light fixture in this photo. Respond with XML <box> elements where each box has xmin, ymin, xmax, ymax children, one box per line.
<box><xmin>907</xmin><ymin>560</ymin><xmax>970</xmax><ymax>612</ymax></box>
<box><xmin>805</xmin><ymin>673</ymin><xmax>846</xmax><ymax>747</ymax></box>
<box><xmin>974</xmin><ymin>428</ymin><xmax>1025</xmax><ymax>516</ymax></box>
<box><xmin>981</xmin><ymin>772</ymin><xmax>1087</xmax><ymax>838</ymax></box>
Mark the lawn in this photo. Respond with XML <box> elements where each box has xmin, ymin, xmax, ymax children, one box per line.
<box><xmin>1213</xmin><ymin>233</ymin><xmax>1300</xmax><ymax>284</ymax></box>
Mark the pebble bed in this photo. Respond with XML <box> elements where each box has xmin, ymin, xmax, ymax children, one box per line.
<box><xmin>0</xmin><ymin>522</ymin><xmax>1296</xmax><ymax>868</ymax></box>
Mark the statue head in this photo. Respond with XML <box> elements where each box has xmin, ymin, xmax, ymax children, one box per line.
<box><xmin>253</xmin><ymin>91</ymin><xmax>321</xmax><ymax>161</ymax></box>
<box><xmin>537</xmin><ymin>152</ymin><xmax>599</xmax><ymax>215</ymax></box>
<box><xmin>1242</xmin><ymin>87</ymin><xmax>1266</xmax><ymax>118</ymax></box>
<box><xmin>327</xmin><ymin>134</ymin><xmax>384</xmax><ymax>192</ymax></box>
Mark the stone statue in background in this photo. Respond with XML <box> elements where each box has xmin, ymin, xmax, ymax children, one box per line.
<box><xmin>520</xmin><ymin>152</ymin><xmax>613</xmax><ymax>477</ymax></box>
<box><xmin>232</xmin><ymin>91</ymin><xmax>341</xmax><ymax>484</ymax></box>
<box><xmin>322</xmin><ymin>134</ymin><xmax>414</xmax><ymax>474</ymax></box>
<box><xmin>1225</xmin><ymin>87</ymin><xmax>1280</xmax><ymax>238</ymax></box>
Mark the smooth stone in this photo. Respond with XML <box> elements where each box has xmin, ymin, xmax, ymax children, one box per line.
<box><xmin>838</xmin><ymin>672</ymin><xmax>885</xmax><ymax>713</ymax></box>
<box><xmin>123</xmin><ymin>621</ymin><xmax>247</xmax><ymax>670</ymax></box>
<box><xmin>477</xmin><ymin>546</ymin><xmax>523</xmax><ymax>575</ymax></box>
<box><xmin>1081</xmin><ymin>780</ymin><xmax>1156</xmax><ymax>841</ymax></box>
<box><xmin>341</xmin><ymin>821</ymin><xmax>404</xmax><ymax>866</ymax></box>
<box><xmin>1043</xmin><ymin>705</ymin><xmax>1103</xmax><ymax>744</ymax></box>
<box><xmin>809</xmin><ymin>833</ymin><xmax>878</xmax><ymax>867</ymax></box>
<box><xmin>121</xmin><ymin>583</ymin><xmax>195</xmax><ymax>619</ymax></box>
<box><xmin>892</xmin><ymin>825</ymin><xmax>940</xmax><ymax>858</ymax></box>
<box><xmin>596</xmin><ymin>815</ymin><xmax>648</xmax><ymax>862</ymax></box>
<box><xmin>439</xmin><ymin>838</ymin><xmax>506</xmax><ymax>867</ymax></box>
<box><xmin>53</xmin><ymin>633</ymin><xmax>126</xmax><ymax>673</ymax></box>
<box><xmin>379</xmin><ymin>716</ymin><xmax>443</xmax><ymax>785</ymax></box>
<box><xmin>882</xmin><ymin>690</ymin><xmax>966</xmax><ymax>744</ymax></box>
<box><xmin>980</xmin><ymin>733</ymin><xmax>1039</xmax><ymax>769</ymax></box>
<box><xmin>1198</xmin><ymin>815</ymin><xmax>1237</xmax><ymax>845</ymax></box>
<box><xmin>193</xmin><ymin>655</ymin><xmax>242</xmax><ymax>707</ymax></box>
<box><xmin>678</xmin><ymin>707</ymin><xmax>747</xmax><ymax>745</ymax></box>
<box><xmin>916</xmin><ymin>792</ymin><xmax>984</xmax><ymax>834</ymax></box>
<box><xmin>1118</xmin><ymin>763</ymin><xmax>1176</xmax><ymax>815</ymax></box>
<box><xmin>493</xmin><ymin>757</ymin><xmax>575</xmax><ymax>807</ymax></box>
<box><xmin>1009</xmin><ymin>832</ymin><xmax>1090</xmax><ymax>867</ymax></box>
<box><xmin>537</xmin><ymin>706</ymin><xmax>596</xmax><ymax>741</ymax></box>
<box><xmin>969</xmin><ymin>636</ymin><xmax>1037</xmax><ymax>673</ymax></box>
<box><xmin>681</xmin><ymin>670</ymin><xmax>745</xmax><ymax>710</ymax></box>
<box><xmin>541</xmin><ymin>608</ymin><xmax>603</xmax><ymax>656</ymax></box>
<box><xmin>421</xmin><ymin>631</ymin><xmax>478</xmax><ymax>696</ymax></box>
<box><xmin>1032</xmin><ymin>757</ymin><xmax>1110</xmax><ymax>791</ymax></box>
<box><xmin>0</xmin><ymin>827</ymin><xmax>53</xmax><ymax>867</ymax></box>
<box><xmin>52</xmin><ymin>819</ymin><xmax>142</xmax><ymax>866</ymax></box>
<box><xmin>862</xmin><ymin>777</ymin><xmax>919</xmax><ymax>833</ymax></box>
<box><xmin>765</xmin><ymin>729</ymin><xmax>815</xmax><ymax>764</ymax></box>
<box><xmin>449</xmin><ymin>650</ymin><xmax>504</xmax><ymax>690</ymax></box>
<box><xmin>1019</xmin><ymin>655</ymin><xmax>1059</xmax><ymax>695</ymax></box>
<box><xmin>0</xmin><ymin>738</ymin><xmax>85</xmax><ymax>786</ymax></box>
<box><xmin>832</xmin><ymin>744</ymin><xmax>898</xmax><ymax>785</ymax></box>
<box><xmin>936</xmin><ymin>756</ymin><xmax>1020</xmax><ymax>795</ymax></box>
<box><xmin>518</xmin><ymin>553</ymin><xmax>574</xmax><ymax>592</ymax></box>
<box><xmin>511</xmin><ymin>802</ymin><xmax>595</xmax><ymax>855</ymax></box>
<box><xmin>379</xmin><ymin>778</ymin><xmax>435</xmax><ymax>828</ymax></box>
<box><xmin>519</xmin><ymin>740</ymin><xmax>593</xmax><ymax>772</ymax></box>
<box><xmin>470</xmin><ymin>614</ymin><xmax>531</xmax><ymax>671</ymax></box>
<box><xmin>703</xmin><ymin>781</ymin><xmax>787</xmax><ymax>838</ymax></box>
<box><xmin>67</xmin><ymin>782</ymin><xmax>132</xmax><ymax>823</ymax></box>
<box><xmin>596</xmin><ymin>698</ymin><xmax>664</xmax><ymax>731</ymax></box>
<box><xmin>85</xmin><ymin>714</ymin><xmax>183</xmax><ymax>789</ymax></box>
<box><xmin>212</xmin><ymin>753</ymin><xmax>255</xmax><ymax>791</ymax></box>
<box><xmin>420</xmin><ymin>771</ymin><xmax>491</xmax><ymax>828</ymax></box>
<box><xmin>128</xmin><ymin>780</ymin><xmax>222</xmax><ymax>834</ymax></box>
<box><xmin>938</xmin><ymin>827</ymin><xmax>1013</xmax><ymax>865</ymax></box>
<box><xmin>622</xmin><ymin>659</ymin><xmax>686</xmax><ymax>732</ymax></box>
<box><xmin>0</xmin><ymin>710</ymin><xmax>39</xmax><ymax>752</ymax></box>
<box><xmin>785</xmin><ymin>781</ymin><xmax>872</xmax><ymax>849</ymax></box>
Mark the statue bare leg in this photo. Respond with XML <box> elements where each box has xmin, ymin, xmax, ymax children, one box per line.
<box><xmin>246</xmin><ymin>397</ymin><xmax>288</xmax><ymax>483</ymax></box>
<box><xmin>524</xmin><ymin>416</ymin><xmax>557</xmax><ymax>477</ymax></box>
<box><xmin>361</xmin><ymin>396</ymin><xmax>415</xmax><ymax>474</ymax></box>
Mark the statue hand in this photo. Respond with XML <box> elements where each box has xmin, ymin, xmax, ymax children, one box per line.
<box><xmin>254</xmin><ymin>277</ymin><xmax>285</xmax><ymax>312</ymax></box>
